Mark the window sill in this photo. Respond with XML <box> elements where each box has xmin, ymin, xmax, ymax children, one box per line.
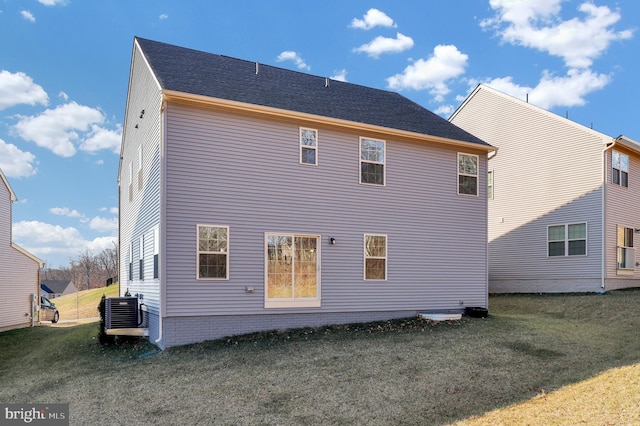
<box><xmin>265</xmin><ymin>299</ymin><xmax>321</xmax><ymax>309</ymax></box>
<box><xmin>616</xmin><ymin>269</ymin><xmax>635</xmax><ymax>276</ymax></box>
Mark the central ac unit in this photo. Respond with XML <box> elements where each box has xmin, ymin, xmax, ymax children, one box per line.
<box><xmin>105</xmin><ymin>297</ymin><xmax>139</xmax><ymax>329</ymax></box>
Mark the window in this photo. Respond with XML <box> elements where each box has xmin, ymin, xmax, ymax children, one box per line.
<box><xmin>548</xmin><ymin>223</ymin><xmax>587</xmax><ymax>257</ymax></box>
<box><xmin>364</xmin><ymin>234</ymin><xmax>387</xmax><ymax>280</ymax></box>
<box><xmin>153</xmin><ymin>227</ymin><xmax>159</xmax><ymax>279</ymax></box>
<box><xmin>360</xmin><ymin>138</ymin><xmax>385</xmax><ymax>185</ymax></box>
<box><xmin>300</xmin><ymin>128</ymin><xmax>317</xmax><ymax>165</ymax></box>
<box><xmin>139</xmin><ymin>235</ymin><xmax>144</xmax><ymax>280</ymax></box>
<box><xmin>487</xmin><ymin>170</ymin><xmax>494</xmax><ymax>199</ymax></box>
<box><xmin>612</xmin><ymin>150</ymin><xmax>629</xmax><ymax>187</ymax></box>
<box><xmin>137</xmin><ymin>145</ymin><xmax>143</xmax><ymax>190</ymax></box>
<box><xmin>197</xmin><ymin>225</ymin><xmax>229</xmax><ymax>279</ymax></box>
<box><xmin>458</xmin><ymin>153</ymin><xmax>478</xmax><ymax>195</ymax></box>
<box><xmin>128</xmin><ymin>241</ymin><xmax>133</xmax><ymax>281</ymax></box>
<box><xmin>265</xmin><ymin>234</ymin><xmax>320</xmax><ymax>308</ymax></box>
<box><xmin>128</xmin><ymin>162</ymin><xmax>133</xmax><ymax>202</ymax></box>
<box><xmin>617</xmin><ymin>226</ymin><xmax>635</xmax><ymax>270</ymax></box>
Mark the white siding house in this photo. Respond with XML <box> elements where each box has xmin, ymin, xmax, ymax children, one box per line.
<box><xmin>450</xmin><ymin>84</ymin><xmax>640</xmax><ymax>293</ymax></box>
<box><xmin>119</xmin><ymin>38</ymin><xmax>495</xmax><ymax>349</ymax></box>
<box><xmin>0</xmin><ymin>169</ymin><xmax>43</xmax><ymax>331</ymax></box>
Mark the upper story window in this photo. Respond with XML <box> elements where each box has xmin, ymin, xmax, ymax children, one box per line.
<box><xmin>548</xmin><ymin>223</ymin><xmax>586</xmax><ymax>257</ymax></box>
<box><xmin>139</xmin><ymin>235</ymin><xmax>145</xmax><ymax>280</ymax></box>
<box><xmin>612</xmin><ymin>150</ymin><xmax>629</xmax><ymax>187</ymax></box>
<box><xmin>360</xmin><ymin>138</ymin><xmax>385</xmax><ymax>185</ymax></box>
<box><xmin>300</xmin><ymin>128</ymin><xmax>317</xmax><ymax>165</ymax></box>
<box><xmin>137</xmin><ymin>145</ymin><xmax>143</xmax><ymax>190</ymax></box>
<box><xmin>153</xmin><ymin>227</ymin><xmax>159</xmax><ymax>279</ymax></box>
<box><xmin>197</xmin><ymin>225</ymin><xmax>229</xmax><ymax>279</ymax></box>
<box><xmin>487</xmin><ymin>170</ymin><xmax>494</xmax><ymax>200</ymax></box>
<box><xmin>458</xmin><ymin>153</ymin><xmax>478</xmax><ymax>195</ymax></box>
<box><xmin>364</xmin><ymin>234</ymin><xmax>387</xmax><ymax>280</ymax></box>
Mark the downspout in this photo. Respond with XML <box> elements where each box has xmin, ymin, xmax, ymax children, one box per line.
<box><xmin>602</xmin><ymin>139</ymin><xmax>617</xmax><ymax>290</ymax></box>
<box><xmin>155</xmin><ymin>99</ymin><xmax>167</xmax><ymax>348</ymax></box>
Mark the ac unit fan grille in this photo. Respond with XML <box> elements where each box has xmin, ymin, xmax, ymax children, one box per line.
<box><xmin>106</xmin><ymin>297</ymin><xmax>139</xmax><ymax>329</ymax></box>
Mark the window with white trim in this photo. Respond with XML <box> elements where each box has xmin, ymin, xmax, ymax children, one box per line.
<box><xmin>153</xmin><ymin>227</ymin><xmax>159</xmax><ymax>279</ymax></box>
<box><xmin>197</xmin><ymin>225</ymin><xmax>229</xmax><ymax>279</ymax></box>
<box><xmin>487</xmin><ymin>170</ymin><xmax>494</xmax><ymax>199</ymax></box>
<box><xmin>458</xmin><ymin>153</ymin><xmax>478</xmax><ymax>195</ymax></box>
<box><xmin>364</xmin><ymin>234</ymin><xmax>387</xmax><ymax>280</ymax></box>
<box><xmin>548</xmin><ymin>223</ymin><xmax>586</xmax><ymax>257</ymax></box>
<box><xmin>128</xmin><ymin>162</ymin><xmax>133</xmax><ymax>202</ymax></box>
<box><xmin>360</xmin><ymin>138</ymin><xmax>385</xmax><ymax>185</ymax></box>
<box><xmin>139</xmin><ymin>235</ymin><xmax>145</xmax><ymax>280</ymax></box>
<box><xmin>128</xmin><ymin>241</ymin><xmax>133</xmax><ymax>281</ymax></box>
<box><xmin>617</xmin><ymin>226</ymin><xmax>635</xmax><ymax>270</ymax></box>
<box><xmin>265</xmin><ymin>234</ymin><xmax>320</xmax><ymax>308</ymax></box>
<box><xmin>612</xmin><ymin>150</ymin><xmax>629</xmax><ymax>187</ymax></box>
<box><xmin>300</xmin><ymin>128</ymin><xmax>317</xmax><ymax>165</ymax></box>
<box><xmin>137</xmin><ymin>145</ymin><xmax>143</xmax><ymax>191</ymax></box>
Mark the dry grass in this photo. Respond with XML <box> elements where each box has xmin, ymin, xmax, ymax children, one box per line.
<box><xmin>51</xmin><ymin>284</ymin><xmax>119</xmax><ymax>320</ymax></box>
<box><xmin>1</xmin><ymin>290</ymin><xmax>639</xmax><ymax>425</ymax></box>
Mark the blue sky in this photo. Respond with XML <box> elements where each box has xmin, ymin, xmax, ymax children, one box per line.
<box><xmin>1</xmin><ymin>0</ymin><xmax>638</xmax><ymax>268</ymax></box>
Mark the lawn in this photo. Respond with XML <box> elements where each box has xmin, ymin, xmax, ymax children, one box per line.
<box><xmin>51</xmin><ymin>284</ymin><xmax>119</xmax><ymax>320</ymax></box>
<box><xmin>1</xmin><ymin>290</ymin><xmax>639</xmax><ymax>425</ymax></box>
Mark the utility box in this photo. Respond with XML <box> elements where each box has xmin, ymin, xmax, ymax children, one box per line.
<box><xmin>104</xmin><ymin>297</ymin><xmax>147</xmax><ymax>336</ymax></box>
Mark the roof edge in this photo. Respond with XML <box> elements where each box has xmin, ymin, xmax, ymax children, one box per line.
<box><xmin>0</xmin><ymin>168</ymin><xmax>17</xmax><ymax>202</ymax></box>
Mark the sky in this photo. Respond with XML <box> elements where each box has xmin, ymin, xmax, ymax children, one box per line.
<box><xmin>1</xmin><ymin>0</ymin><xmax>638</xmax><ymax>268</ymax></box>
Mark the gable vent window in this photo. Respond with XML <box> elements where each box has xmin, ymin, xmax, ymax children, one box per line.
<box><xmin>300</xmin><ymin>128</ymin><xmax>317</xmax><ymax>165</ymax></box>
<box><xmin>612</xmin><ymin>150</ymin><xmax>629</xmax><ymax>187</ymax></box>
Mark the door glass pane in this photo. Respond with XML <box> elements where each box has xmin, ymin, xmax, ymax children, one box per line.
<box><xmin>294</xmin><ymin>237</ymin><xmax>317</xmax><ymax>298</ymax></box>
<box><xmin>267</xmin><ymin>235</ymin><xmax>293</xmax><ymax>298</ymax></box>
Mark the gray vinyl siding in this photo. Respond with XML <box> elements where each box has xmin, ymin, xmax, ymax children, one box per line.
<box><xmin>604</xmin><ymin>148</ymin><xmax>640</xmax><ymax>288</ymax></box>
<box><xmin>0</xmin><ymin>180</ymin><xmax>40</xmax><ymax>331</ymax></box>
<box><xmin>118</xmin><ymin>43</ymin><xmax>162</xmax><ymax>337</ymax></box>
<box><xmin>164</xmin><ymin>103</ymin><xmax>488</xmax><ymax>318</ymax></box>
<box><xmin>451</xmin><ymin>86</ymin><xmax>605</xmax><ymax>292</ymax></box>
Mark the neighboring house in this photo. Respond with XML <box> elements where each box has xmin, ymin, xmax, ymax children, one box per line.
<box><xmin>450</xmin><ymin>84</ymin><xmax>640</xmax><ymax>293</ymax></box>
<box><xmin>119</xmin><ymin>37</ymin><xmax>494</xmax><ymax>349</ymax></box>
<box><xmin>0</xmin><ymin>168</ymin><xmax>43</xmax><ymax>331</ymax></box>
<box><xmin>40</xmin><ymin>280</ymin><xmax>77</xmax><ymax>299</ymax></box>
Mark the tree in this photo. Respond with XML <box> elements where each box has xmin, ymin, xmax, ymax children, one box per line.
<box><xmin>76</xmin><ymin>249</ymin><xmax>98</xmax><ymax>291</ymax></box>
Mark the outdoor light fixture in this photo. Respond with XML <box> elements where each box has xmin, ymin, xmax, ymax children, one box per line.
<box><xmin>330</xmin><ymin>237</ymin><xmax>336</xmax><ymax>245</ymax></box>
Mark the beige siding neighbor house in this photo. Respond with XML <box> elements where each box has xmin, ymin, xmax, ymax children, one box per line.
<box><xmin>0</xmin><ymin>169</ymin><xmax>43</xmax><ymax>331</ymax></box>
<box><xmin>450</xmin><ymin>84</ymin><xmax>640</xmax><ymax>293</ymax></box>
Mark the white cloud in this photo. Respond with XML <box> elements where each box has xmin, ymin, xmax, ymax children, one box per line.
<box><xmin>79</xmin><ymin>124</ymin><xmax>122</xmax><ymax>154</ymax></box>
<box><xmin>482</xmin><ymin>0</ymin><xmax>633</xmax><ymax>68</ymax></box>
<box><xmin>159</xmin><ymin>13</ymin><xmax>169</xmax><ymax>20</ymax></box>
<box><xmin>12</xmin><ymin>220</ymin><xmax>117</xmax><ymax>268</ymax></box>
<box><xmin>350</xmin><ymin>8</ymin><xmax>396</xmax><ymax>30</ymax></box>
<box><xmin>21</xmin><ymin>10</ymin><xmax>35</xmax><ymax>23</ymax></box>
<box><xmin>38</xmin><ymin>0</ymin><xmax>68</xmax><ymax>5</ymax></box>
<box><xmin>50</xmin><ymin>207</ymin><xmax>84</xmax><ymax>218</ymax></box>
<box><xmin>0</xmin><ymin>139</ymin><xmax>37</xmax><ymax>178</ymax></box>
<box><xmin>88</xmin><ymin>216</ymin><xmax>118</xmax><ymax>234</ymax></box>
<box><xmin>58</xmin><ymin>91</ymin><xmax>69</xmax><ymax>101</ymax></box>
<box><xmin>13</xmin><ymin>102</ymin><xmax>105</xmax><ymax>157</ymax></box>
<box><xmin>276</xmin><ymin>51</ymin><xmax>310</xmax><ymax>70</ymax></box>
<box><xmin>482</xmin><ymin>68</ymin><xmax>610</xmax><ymax>110</ymax></box>
<box><xmin>99</xmin><ymin>206</ymin><xmax>119</xmax><ymax>215</ymax></box>
<box><xmin>331</xmin><ymin>69</ymin><xmax>348</xmax><ymax>82</ymax></box>
<box><xmin>0</xmin><ymin>70</ymin><xmax>48</xmax><ymax>110</ymax></box>
<box><xmin>353</xmin><ymin>33</ymin><xmax>414</xmax><ymax>58</ymax></box>
<box><xmin>387</xmin><ymin>45</ymin><xmax>469</xmax><ymax>102</ymax></box>
<box><xmin>434</xmin><ymin>104</ymin><xmax>455</xmax><ymax>117</ymax></box>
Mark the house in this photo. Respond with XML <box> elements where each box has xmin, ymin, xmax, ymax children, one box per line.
<box><xmin>0</xmin><ymin>168</ymin><xmax>43</xmax><ymax>331</ymax></box>
<box><xmin>40</xmin><ymin>280</ymin><xmax>77</xmax><ymax>299</ymax></box>
<box><xmin>450</xmin><ymin>83</ymin><xmax>640</xmax><ymax>293</ymax></box>
<box><xmin>119</xmin><ymin>37</ymin><xmax>494</xmax><ymax>349</ymax></box>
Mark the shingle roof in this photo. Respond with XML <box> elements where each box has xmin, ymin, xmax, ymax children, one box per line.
<box><xmin>135</xmin><ymin>37</ymin><xmax>490</xmax><ymax>147</ymax></box>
